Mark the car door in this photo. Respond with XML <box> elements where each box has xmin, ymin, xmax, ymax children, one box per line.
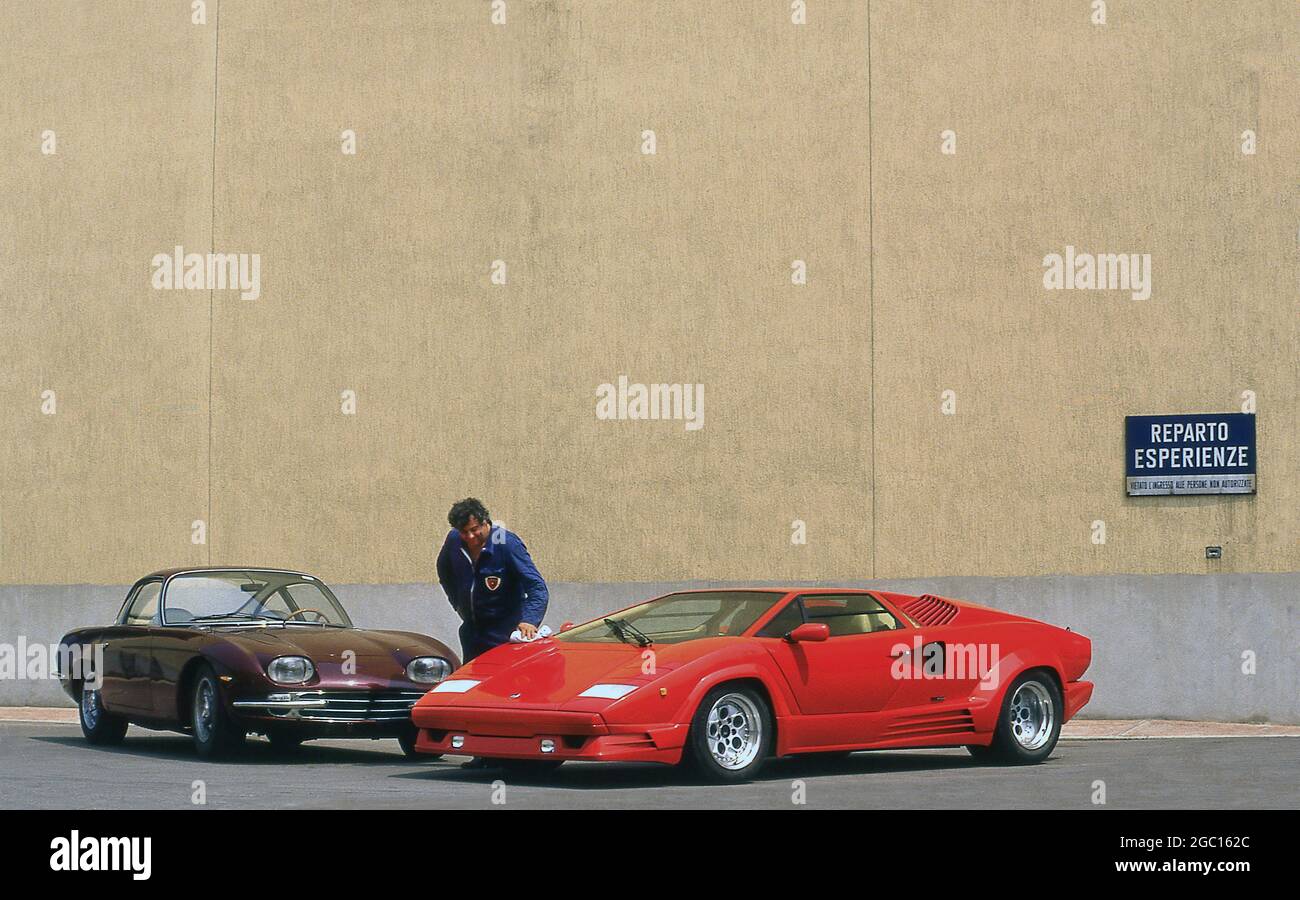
<box><xmin>149</xmin><ymin>624</ymin><xmax>204</xmax><ymax>723</ymax></box>
<box><xmin>762</xmin><ymin>593</ymin><xmax>906</xmax><ymax>717</ymax></box>
<box><xmin>102</xmin><ymin>580</ymin><xmax>162</xmax><ymax>714</ymax></box>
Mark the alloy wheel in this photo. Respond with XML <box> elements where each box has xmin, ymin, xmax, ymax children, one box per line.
<box><xmin>1008</xmin><ymin>681</ymin><xmax>1054</xmax><ymax>750</ymax></box>
<box><xmin>705</xmin><ymin>692</ymin><xmax>763</xmax><ymax>770</ymax></box>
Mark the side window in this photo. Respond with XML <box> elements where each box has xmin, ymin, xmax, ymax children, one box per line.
<box><xmin>800</xmin><ymin>593</ymin><xmax>899</xmax><ymax>637</ymax></box>
<box><xmin>757</xmin><ymin>599</ymin><xmax>805</xmax><ymax>638</ymax></box>
<box><xmin>123</xmin><ymin>582</ymin><xmax>162</xmax><ymax>626</ymax></box>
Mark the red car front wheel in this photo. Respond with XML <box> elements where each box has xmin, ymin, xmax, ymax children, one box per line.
<box><xmin>685</xmin><ymin>684</ymin><xmax>773</xmax><ymax>783</ymax></box>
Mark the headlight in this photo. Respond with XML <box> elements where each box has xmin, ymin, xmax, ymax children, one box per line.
<box><xmin>578</xmin><ymin>683</ymin><xmax>638</xmax><ymax>700</ymax></box>
<box><xmin>406</xmin><ymin>656</ymin><xmax>452</xmax><ymax>684</ymax></box>
<box><xmin>266</xmin><ymin>656</ymin><xmax>315</xmax><ymax>684</ymax></box>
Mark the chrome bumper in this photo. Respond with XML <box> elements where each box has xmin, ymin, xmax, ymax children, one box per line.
<box><xmin>233</xmin><ymin>690</ymin><xmax>425</xmax><ymax>723</ymax></box>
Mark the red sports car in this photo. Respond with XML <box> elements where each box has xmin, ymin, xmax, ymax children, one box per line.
<box><xmin>410</xmin><ymin>588</ymin><xmax>1093</xmax><ymax>781</ymax></box>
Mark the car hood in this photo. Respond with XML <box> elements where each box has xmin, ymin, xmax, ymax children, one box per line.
<box><xmin>209</xmin><ymin>626</ymin><xmax>452</xmax><ymax>673</ymax></box>
<box><xmin>433</xmin><ymin>637</ymin><xmax>738</xmax><ymax>709</ymax></box>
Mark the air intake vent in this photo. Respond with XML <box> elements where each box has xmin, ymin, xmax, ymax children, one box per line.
<box><xmin>884</xmin><ymin>708</ymin><xmax>976</xmax><ymax>737</ymax></box>
<box><xmin>902</xmin><ymin>594</ymin><xmax>959</xmax><ymax>626</ymax></box>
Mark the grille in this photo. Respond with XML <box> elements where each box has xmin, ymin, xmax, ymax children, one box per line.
<box><xmin>292</xmin><ymin>690</ymin><xmax>425</xmax><ymax>723</ymax></box>
<box><xmin>902</xmin><ymin>594</ymin><xmax>959</xmax><ymax>626</ymax></box>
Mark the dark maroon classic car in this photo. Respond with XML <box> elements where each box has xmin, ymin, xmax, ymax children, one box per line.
<box><xmin>57</xmin><ymin>567</ymin><xmax>459</xmax><ymax>758</ymax></box>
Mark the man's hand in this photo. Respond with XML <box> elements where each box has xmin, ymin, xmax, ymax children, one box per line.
<box><xmin>517</xmin><ymin>622</ymin><xmax>538</xmax><ymax>640</ymax></box>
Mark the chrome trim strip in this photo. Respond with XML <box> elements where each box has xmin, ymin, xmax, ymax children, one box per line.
<box><xmin>232</xmin><ymin>699</ymin><xmax>329</xmax><ymax>709</ymax></box>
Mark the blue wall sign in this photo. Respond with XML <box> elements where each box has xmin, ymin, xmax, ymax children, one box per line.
<box><xmin>1125</xmin><ymin>413</ymin><xmax>1256</xmax><ymax>495</ymax></box>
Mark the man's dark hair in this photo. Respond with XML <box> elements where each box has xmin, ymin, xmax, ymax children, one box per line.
<box><xmin>448</xmin><ymin>497</ymin><xmax>491</xmax><ymax>530</ymax></box>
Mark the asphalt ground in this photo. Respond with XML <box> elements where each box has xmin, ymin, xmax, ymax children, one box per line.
<box><xmin>1</xmin><ymin>721</ymin><xmax>1296</xmax><ymax>810</ymax></box>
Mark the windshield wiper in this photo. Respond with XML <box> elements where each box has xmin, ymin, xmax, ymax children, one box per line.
<box><xmin>603</xmin><ymin>617</ymin><xmax>634</xmax><ymax>645</ymax></box>
<box><xmin>603</xmin><ymin>617</ymin><xmax>652</xmax><ymax>647</ymax></box>
<box><xmin>621</xmin><ymin>620</ymin><xmax>653</xmax><ymax>646</ymax></box>
<box><xmin>189</xmin><ymin>613</ymin><xmax>278</xmax><ymax>623</ymax></box>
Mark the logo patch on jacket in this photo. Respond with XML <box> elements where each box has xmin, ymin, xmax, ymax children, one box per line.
<box><xmin>484</xmin><ymin>576</ymin><xmax>502</xmax><ymax>591</ymax></box>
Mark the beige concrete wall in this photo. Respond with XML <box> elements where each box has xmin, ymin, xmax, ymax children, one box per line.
<box><xmin>1</xmin><ymin>1</ymin><xmax>1295</xmax><ymax>586</ymax></box>
<box><xmin>871</xmin><ymin>0</ymin><xmax>1299</xmax><ymax>577</ymax></box>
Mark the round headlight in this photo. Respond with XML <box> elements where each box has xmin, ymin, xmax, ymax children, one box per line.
<box><xmin>407</xmin><ymin>656</ymin><xmax>452</xmax><ymax>684</ymax></box>
<box><xmin>267</xmin><ymin>656</ymin><xmax>315</xmax><ymax>684</ymax></box>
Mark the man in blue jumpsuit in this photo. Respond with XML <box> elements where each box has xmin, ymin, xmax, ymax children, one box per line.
<box><xmin>436</xmin><ymin>498</ymin><xmax>549</xmax><ymax>663</ymax></box>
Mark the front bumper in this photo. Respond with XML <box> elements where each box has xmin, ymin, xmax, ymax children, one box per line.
<box><xmin>411</xmin><ymin>704</ymin><xmax>686</xmax><ymax>764</ymax></box>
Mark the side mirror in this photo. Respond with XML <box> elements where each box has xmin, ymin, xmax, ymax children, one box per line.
<box><xmin>786</xmin><ymin>622</ymin><xmax>829</xmax><ymax>643</ymax></box>
<box><xmin>559</xmin><ymin>621</ymin><xmax>576</xmax><ymax>633</ymax></box>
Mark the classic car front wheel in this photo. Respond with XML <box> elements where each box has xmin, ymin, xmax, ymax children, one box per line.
<box><xmin>685</xmin><ymin>684</ymin><xmax>773</xmax><ymax>783</ymax></box>
<box><xmin>78</xmin><ymin>684</ymin><xmax>127</xmax><ymax>746</ymax></box>
<box><xmin>191</xmin><ymin>664</ymin><xmax>246</xmax><ymax>759</ymax></box>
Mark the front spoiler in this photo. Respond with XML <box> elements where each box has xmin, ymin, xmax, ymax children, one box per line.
<box><xmin>411</xmin><ymin>704</ymin><xmax>687</xmax><ymax>764</ymax></box>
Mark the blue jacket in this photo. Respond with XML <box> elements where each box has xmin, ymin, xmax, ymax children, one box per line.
<box><xmin>436</xmin><ymin>524</ymin><xmax>549</xmax><ymax>644</ymax></box>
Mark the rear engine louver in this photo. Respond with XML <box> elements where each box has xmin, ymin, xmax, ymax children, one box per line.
<box><xmin>902</xmin><ymin>594</ymin><xmax>959</xmax><ymax>626</ymax></box>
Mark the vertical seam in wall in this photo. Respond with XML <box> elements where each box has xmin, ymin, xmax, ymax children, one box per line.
<box><xmin>207</xmin><ymin>1</ymin><xmax>221</xmax><ymax>566</ymax></box>
<box><xmin>866</xmin><ymin>0</ymin><xmax>876</xmax><ymax>580</ymax></box>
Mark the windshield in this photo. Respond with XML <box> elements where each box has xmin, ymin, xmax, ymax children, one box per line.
<box><xmin>163</xmin><ymin>571</ymin><xmax>352</xmax><ymax>627</ymax></box>
<box><xmin>555</xmin><ymin>591</ymin><xmax>784</xmax><ymax>645</ymax></box>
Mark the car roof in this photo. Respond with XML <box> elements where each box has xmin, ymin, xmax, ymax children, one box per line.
<box><xmin>142</xmin><ymin>566</ymin><xmax>314</xmax><ymax>580</ymax></box>
<box><xmin>659</xmin><ymin>587</ymin><xmax>923</xmax><ymax>611</ymax></box>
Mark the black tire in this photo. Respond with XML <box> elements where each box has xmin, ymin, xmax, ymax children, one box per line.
<box><xmin>985</xmin><ymin>671</ymin><xmax>1062</xmax><ymax>765</ymax></box>
<box><xmin>190</xmin><ymin>664</ymin><xmax>245</xmax><ymax>759</ymax></box>
<box><xmin>493</xmin><ymin>758</ymin><xmax>563</xmax><ymax>776</ymax></box>
<box><xmin>684</xmin><ymin>683</ymin><xmax>773</xmax><ymax>783</ymax></box>
<box><xmin>78</xmin><ymin>683</ymin><xmax>128</xmax><ymax>746</ymax></box>
<box><xmin>397</xmin><ymin>726</ymin><xmax>441</xmax><ymax>759</ymax></box>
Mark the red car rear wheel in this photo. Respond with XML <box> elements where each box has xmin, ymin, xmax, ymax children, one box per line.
<box><xmin>986</xmin><ymin>671</ymin><xmax>1062</xmax><ymax>764</ymax></box>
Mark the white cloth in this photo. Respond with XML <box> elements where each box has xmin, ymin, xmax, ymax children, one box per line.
<box><xmin>509</xmin><ymin>624</ymin><xmax>553</xmax><ymax>643</ymax></box>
